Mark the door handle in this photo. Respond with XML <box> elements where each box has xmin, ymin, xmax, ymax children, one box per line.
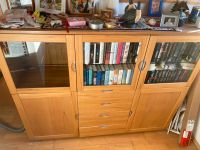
<box><xmin>138</xmin><ymin>60</ymin><xmax>146</xmax><ymax>72</ymax></box>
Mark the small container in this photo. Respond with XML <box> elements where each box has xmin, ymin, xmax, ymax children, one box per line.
<box><xmin>195</xmin><ymin>17</ymin><xmax>200</xmax><ymax>28</ymax></box>
<box><xmin>89</xmin><ymin>20</ymin><xmax>104</xmax><ymax>30</ymax></box>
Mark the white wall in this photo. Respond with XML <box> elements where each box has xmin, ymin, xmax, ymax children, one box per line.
<box><xmin>0</xmin><ymin>0</ymin><xmax>8</xmax><ymax>12</ymax></box>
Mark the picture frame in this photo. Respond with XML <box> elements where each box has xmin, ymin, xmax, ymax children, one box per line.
<box><xmin>34</xmin><ymin>0</ymin><xmax>66</xmax><ymax>14</ymax></box>
<box><xmin>160</xmin><ymin>14</ymin><xmax>179</xmax><ymax>28</ymax></box>
<box><xmin>70</xmin><ymin>0</ymin><xmax>94</xmax><ymax>15</ymax></box>
<box><xmin>148</xmin><ymin>0</ymin><xmax>163</xmax><ymax>17</ymax></box>
<box><xmin>6</xmin><ymin>0</ymin><xmax>34</xmax><ymax>10</ymax></box>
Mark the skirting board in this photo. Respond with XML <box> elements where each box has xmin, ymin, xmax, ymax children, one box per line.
<box><xmin>193</xmin><ymin>139</ymin><xmax>200</xmax><ymax>150</ymax></box>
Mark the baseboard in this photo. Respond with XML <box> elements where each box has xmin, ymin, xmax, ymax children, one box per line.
<box><xmin>193</xmin><ymin>139</ymin><xmax>200</xmax><ymax>150</ymax></box>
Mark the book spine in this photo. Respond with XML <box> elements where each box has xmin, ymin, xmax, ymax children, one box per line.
<box><xmin>99</xmin><ymin>42</ymin><xmax>104</xmax><ymax>64</ymax></box>
<box><xmin>86</xmin><ymin>68</ymin><xmax>89</xmax><ymax>85</ymax></box>
<box><xmin>122</xmin><ymin>42</ymin><xmax>130</xmax><ymax>63</ymax></box>
<box><xmin>116</xmin><ymin>43</ymin><xmax>123</xmax><ymax>64</ymax></box>
<box><xmin>109</xmin><ymin>43</ymin><xmax>115</xmax><ymax>64</ymax></box>
<box><xmin>89</xmin><ymin>67</ymin><xmax>93</xmax><ymax>85</ymax></box>
<box><xmin>93</xmin><ymin>43</ymin><xmax>97</xmax><ymax>64</ymax></box>
<box><xmin>84</xmin><ymin>67</ymin><xmax>87</xmax><ymax>85</ymax></box>
<box><xmin>113</xmin><ymin>68</ymin><xmax>118</xmax><ymax>85</ymax></box>
<box><xmin>90</xmin><ymin>43</ymin><xmax>94</xmax><ymax>64</ymax></box>
<box><xmin>152</xmin><ymin>43</ymin><xmax>162</xmax><ymax>63</ymax></box>
<box><xmin>122</xmin><ymin>69</ymin><xmax>127</xmax><ymax>84</ymax></box>
<box><xmin>101</xmin><ymin>71</ymin><xmax>105</xmax><ymax>85</ymax></box>
<box><xmin>113</xmin><ymin>42</ymin><xmax>118</xmax><ymax>64</ymax></box>
<box><xmin>109</xmin><ymin>68</ymin><xmax>114</xmax><ymax>85</ymax></box>
<box><xmin>95</xmin><ymin>43</ymin><xmax>100</xmax><ymax>64</ymax></box>
<box><xmin>117</xmin><ymin>69</ymin><xmax>123</xmax><ymax>85</ymax></box>
<box><xmin>104</xmin><ymin>70</ymin><xmax>110</xmax><ymax>85</ymax></box>
<box><xmin>126</xmin><ymin>68</ymin><xmax>132</xmax><ymax>84</ymax></box>
<box><xmin>96</xmin><ymin>71</ymin><xmax>102</xmax><ymax>85</ymax></box>
<box><xmin>105</xmin><ymin>43</ymin><xmax>111</xmax><ymax>64</ymax></box>
<box><xmin>93</xmin><ymin>71</ymin><xmax>97</xmax><ymax>85</ymax></box>
<box><xmin>128</xmin><ymin>70</ymin><xmax>134</xmax><ymax>84</ymax></box>
<box><xmin>84</xmin><ymin>42</ymin><xmax>90</xmax><ymax>64</ymax></box>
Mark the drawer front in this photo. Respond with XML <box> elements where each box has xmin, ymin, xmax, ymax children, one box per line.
<box><xmin>79</xmin><ymin>124</ymin><xmax>126</xmax><ymax>137</ymax></box>
<box><xmin>78</xmin><ymin>91</ymin><xmax>134</xmax><ymax>111</ymax></box>
<box><xmin>79</xmin><ymin>111</ymin><xmax>129</xmax><ymax>127</ymax></box>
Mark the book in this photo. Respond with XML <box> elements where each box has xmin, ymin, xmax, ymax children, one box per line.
<box><xmin>67</xmin><ymin>17</ymin><xmax>86</xmax><ymax>27</ymax></box>
<box><xmin>88</xmin><ymin>65</ymin><xmax>93</xmax><ymax>85</ymax></box>
<box><xmin>122</xmin><ymin>42</ymin><xmax>131</xmax><ymax>63</ymax></box>
<box><xmin>92</xmin><ymin>65</ymin><xmax>97</xmax><ymax>85</ymax></box>
<box><xmin>104</xmin><ymin>65</ymin><xmax>110</xmax><ymax>85</ymax></box>
<box><xmin>90</xmin><ymin>43</ymin><xmax>94</xmax><ymax>64</ymax></box>
<box><xmin>134</xmin><ymin>43</ymin><xmax>141</xmax><ymax>63</ymax></box>
<box><xmin>122</xmin><ymin>64</ymin><xmax>127</xmax><ymax>84</ymax></box>
<box><xmin>116</xmin><ymin>42</ymin><xmax>124</xmax><ymax>64</ymax></box>
<box><xmin>108</xmin><ymin>65</ymin><xmax>114</xmax><ymax>85</ymax></box>
<box><xmin>100</xmin><ymin>65</ymin><xmax>105</xmax><ymax>85</ymax></box>
<box><xmin>125</xmin><ymin>64</ymin><xmax>133</xmax><ymax>84</ymax></box>
<box><xmin>86</xmin><ymin>67</ymin><xmax>89</xmax><ymax>85</ymax></box>
<box><xmin>96</xmin><ymin>65</ymin><xmax>102</xmax><ymax>85</ymax></box>
<box><xmin>93</xmin><ymin>43</ymin><xmax>97</xmax><ymax>64</ymax></box>
<box><xmin>95</xmin><ymin>43</ymin><xmax>100</xmax><ymax>64</ymax></box>
<box><xmin>109</xmin><ymin>42</ymin><xmax>116</xmax><ymax>64</ymax></box>
<box><xmin>156</xmin><ymin>42</ymin><xmax>165</xmax><ymax>63</ymax></box>
<box><xmin>113</xmin><ymin>65</ymin><xmax>119</xmax><ymax>84</ymax></box>
<box><xmin>84</xmin><ymin>67</ymin><xmax>87</xmax><ymax>85</ymax></box>
<box><xmin>105</xmin><ymin>43</ymin><xmax>111</xmax><ymax>64</ymax></box>
<box><xmin>99</xmin><ymin>42</ymin><xmax>104</xmax><ymax>64</ymax></box>
<box><xmin>117</xmin><ymin>65</ymin><xmax>124</xmax><ymax>85</ymax></box>
<box><xmin>152</xmin><ymin>43</ymin><xmax>162</xmax><ymax>63</ymax></box>
<box><xmin>112</xmin><ymin>42</ymin><xmax>118</xmax><ymax>64</ymax></box>
<box><xmin>84</xmin><ymin>42</ymin><xmax>90</xmax><ymax>64</ymax></box>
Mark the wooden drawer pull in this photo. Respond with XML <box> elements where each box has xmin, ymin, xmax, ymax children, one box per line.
<box><xmin>99</xmin><ymin>113</ymin><xmax>110</xmax><ymax>118</ymax></box>
<box><xmin>99</xmin><ymin>125</ymin><xmax>109</xmax><ymax>129</ymax></box>
<box><xmin>101</xmin><ymin>102</ymin><xmax>112</xmax><ymax>106</ymax></box>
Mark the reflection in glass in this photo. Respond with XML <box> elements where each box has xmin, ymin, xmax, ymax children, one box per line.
<box><xmin>145</xmin><ymin>42</ymin><xmax>200</xmax><ymax>84</ymax></box>
<box><xmin>1</xmin><ymin>42</ymin><xmax>69</xmax><ymax>88</ymax></box>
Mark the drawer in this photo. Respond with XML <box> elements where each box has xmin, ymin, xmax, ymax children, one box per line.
<box><xmin>79</xmin><ymin>124</ymin><xmax>127</xmax><ymax>137</ymax></box>
<box><xmin>79</xmin><ymin>111</ymin><xmax>129</xmax><ymax>127</ymax></box>
<box><xmin>78</xmin><ymin>91</ymin><xmax>134</xmax><ymax>111</ymax></box>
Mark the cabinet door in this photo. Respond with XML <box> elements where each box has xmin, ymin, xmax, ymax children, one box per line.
<box><xmin>129</xmin><ymin>88</ymin><xmax>188</xmax><ymax>131</ymax></box>
<box><xmin>19</xmin><ymin>93</ymin><xmax>78</xmax><ymax>138</ymax></box>
<box><xmin>75</xmin><ymin>35</ymin><xmax>149</xmax><ymax>91</ymax></box>
<box><xmin>138</xmin><ymin>36</ymin><xmax>200</xmax><ymax>89</ymax></box>
<box><xmin>0</xmin><ymin>35</ymin><xmax>76</xmax><ymax>92</ymax></box>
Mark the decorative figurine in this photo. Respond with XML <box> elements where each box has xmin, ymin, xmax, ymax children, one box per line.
<box><xmin>120</xmin><ymin>1</ymin><xmax>141</xmax><ymax>27</ymax></box>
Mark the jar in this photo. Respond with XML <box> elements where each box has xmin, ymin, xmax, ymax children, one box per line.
<box><xmin>195</xmin><ymin>17</ymin><xmax>200</xmax><ymax>28</ymax></box>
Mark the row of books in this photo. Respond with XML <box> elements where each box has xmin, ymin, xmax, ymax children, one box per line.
<box><xmin>84</xmin><ymin>42</ymin><xmax>140</xmax><ymax>65</ymax></box>
<box><xmin>145</xmin><ymin>68</ymin><xmax>192</xmax><ymax>84</ymax></box>
<box><xmin>152</xmin><ymin>42</ymin><xmax>200</xmax><ymax>64</ymax></box>
<box><xmin>84</xmin><ymin>64</ymin><xmax>134</xmax><ymax>86</ymax></box>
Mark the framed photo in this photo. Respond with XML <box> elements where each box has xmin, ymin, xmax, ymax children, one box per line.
<box><xmin>70</xmin><ymin>0</ymin><xmax>94</xmax><ymax>14</ymax></box>
<box><xmin>160</xmin><ymin>14</ymin><xmax>179</xmax><ymax>28</ymax></box>
<box><xmin>101</xmin><ymin>9</ymin><xmax>113</xmax><ymax>19</ymax></box>
<box><xmin>148</xmin><ymin>0</ymin><xmax>163</xmax><ymax>17</ymax></box>
<box><xmin>6</xmin><ymin>0</ymin><xmax>34</xmax><ymax>9</ymax></box>
<box><xmin>35</xmin><ymin>0</ymin><xmax>66</xmax><ymax>14</ymax></box>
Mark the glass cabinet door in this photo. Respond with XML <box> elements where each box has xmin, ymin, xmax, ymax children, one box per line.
<box><xmin>77</xmin><ymin>35</ymin><xmax>149</xmax><ymax>90</ymax></box>
<box><xmin>145</xmin><ymin>41</ymin><xmax>200</xmax><ymax>84</ymax></box>
<box><xmin>0</xmin><ymin>41</ymin><xmax>70</xmax><ymax>88</ymax></box>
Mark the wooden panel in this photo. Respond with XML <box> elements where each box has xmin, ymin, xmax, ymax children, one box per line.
<box><xmin>80</xmin><ymin>124</ymin><xmax>126</xmax><ymax>137</ymax></box>
<box><xmin>130</xmin><ymin>90</ymin><xmax>182</xmax><ymax>130</ymax></box>
<box><xmin>19</xmin><ymin>92</ymin><xmax>78</xmax><ymax>137</ymax></box>
<box><xmin>79</xmin><ymin>111</ymin><xmax>129</xmax><ymax>127</ymax></box>
<box><xmin>78</xmin><ymin>90</ymin><xmax>134</xmax><ymax>112</ymax></box>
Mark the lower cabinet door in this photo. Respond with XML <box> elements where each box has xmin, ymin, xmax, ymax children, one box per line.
<box><xmin>129</xmin><ymin>88</ymin><xmax>187</xmax><ymax>132</ymax></box>
<box><xmin>19</xmin><ymin>92</ymin><xmax>78</xmax><ymax>138</ymax></box>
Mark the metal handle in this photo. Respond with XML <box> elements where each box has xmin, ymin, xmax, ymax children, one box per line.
<box><xmin>99</xmin><ymin>125</ymin><xmax>109</xmax><ymax>129</ymax></box>
<box><xmin>101</xmin><ymin>90</ymin><xmax>113</xmax><ymax>93</ymax></box>
<box><xmin>101</xmin><ymin>102</ymin><xmax>112</xmax><ymax>106</ymax></box>
<box><xmin>71</xmin><ymin>62</ymin><xmax>76</xmax><ymax>72</ymax></box>
<box><xmin>138</xmin><ymin>60</ymin><xmax>146</xmax><ymax>72</ymax></box>
<box><xmin>99</xmin><ymin>113</ymin><xmax>110</xmax><ymax>118</ymax></box>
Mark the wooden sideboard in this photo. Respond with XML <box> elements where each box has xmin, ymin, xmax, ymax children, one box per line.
<box><xmin>0</xmin><ymin>28</ymin><xmax>200</xmax><ymax>140</ymax></box>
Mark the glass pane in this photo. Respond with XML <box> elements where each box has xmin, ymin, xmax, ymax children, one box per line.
<box><xmin>1</xmin><ymin>42</ymin><xmax>69</xmax><ymax>88</ymax></box>
<box><xmin>83</xmin><ymin>42</ymin><xmax>141</xmax><ymax>86</ymax></box>
<box><xmin>145</xmin><ymin>42</ymin><xmax>200</xmax><ymax>84</ymax></box>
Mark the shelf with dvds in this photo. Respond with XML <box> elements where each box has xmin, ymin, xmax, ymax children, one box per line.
<box><xmin>76</xmin><ymin>35</ymin><xmax>149</xmax><ymax>91</ymax></box>
<box><xmin>138</xmin><ymin>36</ymin><xmax>200</xmax><ymax>89</ymax></box>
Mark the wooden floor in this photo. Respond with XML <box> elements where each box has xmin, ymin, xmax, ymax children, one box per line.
<box><xmin>0</xmin><ymin>75</ymin><xmax>198</xmax><ymax>150</ymax></box>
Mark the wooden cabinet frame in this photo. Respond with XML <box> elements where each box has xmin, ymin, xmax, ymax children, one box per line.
<box><xmin>75</xmin><ymin>35</ymin><xmax>150</xmax><ymax>91</ymax></box>
<box><xmin>0</xmin><ymin>34</ymin><xmax>77</xmax><ymax>93</ymax></box>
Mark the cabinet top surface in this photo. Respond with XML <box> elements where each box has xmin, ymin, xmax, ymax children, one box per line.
<box><xmin>0</xmin><ymin>24</ymin><xmax>200</xmax><ymax>36</ymax></box>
